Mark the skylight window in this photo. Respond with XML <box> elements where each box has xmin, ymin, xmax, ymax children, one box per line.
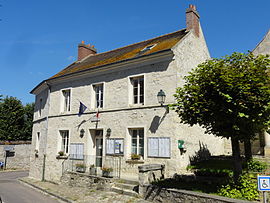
<box><xmin>141</xmin><ymin>44</ymin><xmax>156</xmax><ymax>52</ymax></box>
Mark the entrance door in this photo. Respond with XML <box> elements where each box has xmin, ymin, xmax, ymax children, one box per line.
<box><xmin>95</xmin><ymin>130</ymin><xmax>103</xmax><ymax>167</ymax></box>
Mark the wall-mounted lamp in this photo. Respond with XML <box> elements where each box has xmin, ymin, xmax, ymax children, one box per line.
<box><xmin>80</xmin><ymin>129</ymin><xmax>85</xmax><ymax>138</ymax></box>
<box><xmin>106</xmin><ymin>128</ymin><xmax>112</xmax><ymax>136</ymax></box>
<box><xmin>157</xmin><ymin>89</ymin><xmax>166</xmax><ymax>106</ymax></box>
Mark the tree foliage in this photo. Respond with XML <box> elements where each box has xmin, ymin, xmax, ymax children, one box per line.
<box><xmin>0</xmin><ymin>96</ymin><xmax>34</xmax><ymax>141</ymax></box>
<box><xmin>173</xmin><ymin>52</ymin><xmax>270</xmax><ymax>141</ymax></box>
<box><xmin>173</xmin><ymin>52</ymin><xmax>270</xmax><ymax>181</ymax></box>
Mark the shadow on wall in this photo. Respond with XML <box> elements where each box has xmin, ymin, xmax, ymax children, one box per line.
<box><xmin>149</xmin><ymin>110</ymin><xmax>169</xmax><ymax>133</ymax></box>
<box><xmin>189</xmin><ymin>142</ymin><xmax>211</xmax><ymax>164</ymax></box>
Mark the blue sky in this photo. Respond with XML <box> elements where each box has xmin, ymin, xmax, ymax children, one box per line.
<box><xmin>0</xmin><ymin>0</ymin><xmax>269</xmax><ymax>104</ymax></box>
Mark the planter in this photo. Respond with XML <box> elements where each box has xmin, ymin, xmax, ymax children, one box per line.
<box><xmin>89</xmin><ymin>167</ymin><xmax>97</xmax><ymax>175</ymax></box>
<box><xmin>102</xmin><ymin>171</ymin><xmax>112</xmax><ymax>178</ymax></box>
<box><xmin>56</xmin><ymin>155</ymin><xmax>68</xmax><ymax>159</ymax></box>
<box><xmin>76</xmin><ymin>166</ymin><xmax>86</xmax><ymax>173</ymax></box>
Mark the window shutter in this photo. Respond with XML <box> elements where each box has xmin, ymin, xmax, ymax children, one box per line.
<box><xmin>106</xmin><ymin>139</ymin><xmax>114</xmax><ymax>154</ymax></box>
<box><xmin>70</xmin><ymin>143</ymin><xmax>84</xmax><ymax>160</ymax></box>
<box><xmin>158</xmin><ymin>137</ymin><xmax>170</xmax><ymax>158</ymax></box>
<box><xmin>148</xmin><ymin>137</ymin><xmax>159</xmax><ymax>157</ymax></box>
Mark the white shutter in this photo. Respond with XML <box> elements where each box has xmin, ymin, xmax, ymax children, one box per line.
<box><xmin>69</xmin><ymin>143</ymin><xmax>84</xmax><ymax>160</ymax></box>
<box><xmin>69</xmin><ymin>144</ymin><xmax>76</xmax><ymax>159</ymax></box>
<box><xmin>148</xmin><ymin>137</ymin><xmax>159</xmax><ymax>157</ymax></box>
<box><xmin>106</xmin><ymin>139</ymin><xmax>114</xmax><ymax>154</ymax></box>
<box><xmin>158</xmin><ymin>137</ymin><xmax>170</xmax><ymax>158</ymax></box>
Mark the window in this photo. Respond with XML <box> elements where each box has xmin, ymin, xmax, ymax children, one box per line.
<box><xmin>106</xmin><ymin>138</ymin><xmax>124</xmax><ymax>155</ymax></box>
<box><xmin>93</xmin><ymin>84</ymin><xmax>103</xmax><ymax>108</ymax></box>
<box><xmin>69</xmin><ymin>143</ymin><xmax>84</xmax><ymax>160</ymax></box>
<box><xmin>131</xmin><ymin>129</ymin><xmax>144</xmax><ymax>157</ymax></box>
<box><xmin>148</xmin><ymin>137</ymin><xmax>170</xmax><ymax>158</ymax></box>
<box><xmin>36</xmin><ymin>132</ymin><xmax>40</xmax><ymax>151</ymax></box>
<box><xmin>131</xmin><ymin>76</ymin><xmax>144</xmax><ymax>105</ymax></box>
<box><xmin>38</xmin><ymin>98</ymin><xmax>42</xmax><ymax>117</ymax></box>
<box><xmin>62</xmin><ymin>89</ymin><xmax>71</xmax><ymax>112</ymax></box>
<box><xmin>60</xmin><ymin>130</ymin><xmax>69</xmax><ymax>154</ymax></box>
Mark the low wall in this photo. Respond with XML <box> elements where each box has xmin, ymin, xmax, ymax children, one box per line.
<box><xmin>0</xmin><ymin>141</ymin><xmax>31</xmax><ymax>170</ymax></box>
<box><xmin>142</xmin><ymin>184</ymin><xmax>251</xmax><ymax>203</ymax></box>
<box><xmin>60</xmin><ymin>172</ymin><xmax>114</xmax><ymax>191</ymax></box>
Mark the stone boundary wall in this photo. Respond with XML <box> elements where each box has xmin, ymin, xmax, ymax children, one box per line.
<box><xmin>142</xmin><ymin>184</ymin><xmax>251</xmax><ymax>203</ymax></box>
<box><xmin>0</xmin><ymin>143</ymin><xmax>31</xmax><ymax>169</ymax></box>
<box><xmin>60</xmin><ymin>172</ymin><xmax>114</xmax><ymax>191</ymax></box>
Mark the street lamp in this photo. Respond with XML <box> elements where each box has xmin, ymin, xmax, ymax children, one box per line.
<box><xmin>157</xmin><ymin>89</ymin><xmax>166</xmax><ymax>106</ymax></box>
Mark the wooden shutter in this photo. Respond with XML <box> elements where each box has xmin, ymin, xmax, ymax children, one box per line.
<box><xmin>148</xmin><ymin>137</ymin><xmax>170</xmax><ymax>158</ymax></box>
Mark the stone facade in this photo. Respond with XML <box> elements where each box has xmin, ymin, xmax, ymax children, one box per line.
<box><xmin>0</xmin><ymin>143</ymin><xmax>31</xmax><ymax>169</ymax></box>
<box><xmin>29</xmin><ymin>5</ymin><xmax>229</xmax><ymax>182</ymax></box>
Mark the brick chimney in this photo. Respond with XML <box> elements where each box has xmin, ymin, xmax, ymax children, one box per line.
<box><xmin>186</xmin><ymin>4</ymin><xmax>200</xmax><ymax>37</ymax></box>
<box><xmin>78</xmin><ymin>41</ymin><xmax>97</xmax><ymax>61</ymax></box>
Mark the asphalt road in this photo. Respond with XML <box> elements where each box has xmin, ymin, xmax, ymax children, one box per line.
<box><xmin>0</xmin><ymin>171</ymin><xmax>60</xmax><ymax>203</ymax></box>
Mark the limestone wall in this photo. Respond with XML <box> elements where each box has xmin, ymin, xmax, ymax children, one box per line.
<box><xmin>0</xmin><ymin>143</ymin><xmax>31</xmax><ymax>169</ymax></box>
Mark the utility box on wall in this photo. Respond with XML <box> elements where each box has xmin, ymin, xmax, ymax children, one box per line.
<box><xmin>178</xmin><ymin>140</ymin><xmax>185</xmax><ymax>149</ymax></box>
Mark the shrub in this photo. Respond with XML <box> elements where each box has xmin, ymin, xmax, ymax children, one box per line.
<box><xmin>218</xmin><ymin>173</ymin><xmax>259</xmax><ymax>201</ymax></box>
<box><xmin>245</xmin><ymin>159</ymin><xmax>267</xmax><ymax>172</ymax></box>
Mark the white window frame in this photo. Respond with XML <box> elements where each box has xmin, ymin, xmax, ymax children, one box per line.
<box><xmin>35</xmin><ymin>132</ymin><xmax>40</xmax><ymax>151</ymax></box>
<box><xmin>130</xmin><ymin>129</ymin><xmax>144</xmax><ymax>157</ymax></box>
<box><xmin>148</xmin><ymin>137</ymin><xmax>171</xmax><ymax>158</ymax></box>
<box><xmin>59</xmin><ymin>130</ymin><xmax>69</xmax><ymax>154</ymax></box>
<box><xmin>61</xmin><ymin>89</ymin><xmax>71</xmax><ymax>112</ymax></box>
<box><xmin>91</xmin><ymin>82</ymin><xmax>105</xmax><ymax>109</ymax></box>
<box><xmin>128</xmin><ymin>74</ymin><xmax>145</xmax><ymax>106</ymax></box>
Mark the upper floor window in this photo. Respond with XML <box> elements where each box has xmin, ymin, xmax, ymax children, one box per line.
<box><xmin>131</xmin><ymin>76</ymin><xmax>144</xmax><ymax>105</ymax></box>
<box><xmin>60</xmin><ymin>130</ymin><xmax>69</xmax><ymax>154</ymax></box>
<box><xmin>93</xmin><ymin>84</ymin><xmax>103</xmax><ymax>108</ymax></box>
<box><xmin>35</xmin><ymin>132</ymin><xmax>40</xmax><ymax>151</ymax></box>
<box><xmin>38</xmin><ymin>98</ymin><xmax>42</xmax><ymax>117</ymax></box>
<box><xmin>62</xmin><ymin>89</ymin><xmax>71</xmax><ymax>112</ymax></box>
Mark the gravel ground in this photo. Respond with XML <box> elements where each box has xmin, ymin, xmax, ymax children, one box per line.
<box><xmin>20</xmin><ymin>177</ymin><xmax>150</xmax><ymax>203</ymax></box>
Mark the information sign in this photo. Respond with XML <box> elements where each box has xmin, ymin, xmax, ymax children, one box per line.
<box><xmin>258</xmin><ymin>175</ymin><xmax>270</xmax><ymax>191</ymax></box>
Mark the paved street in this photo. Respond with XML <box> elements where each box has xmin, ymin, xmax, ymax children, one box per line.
<box><xmin>0</xmin><ymin>171</ymin><xmax>60</xmax><ymax>203</ymax></box>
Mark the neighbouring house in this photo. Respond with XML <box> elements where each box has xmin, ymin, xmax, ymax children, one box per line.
<box><xmin>29</xmin><ymin>5</ymin><xmax>229</xmax><ymax>182</ymax></box>
<box><xmin>252</xmin><ymin>29</ymin><xmax>270</xmax><ymax>156</ymax></box>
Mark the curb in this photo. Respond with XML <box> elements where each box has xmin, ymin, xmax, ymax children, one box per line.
<box><xmin>19</xmin><ymin>178</ymin><xmax>73</xmax><ymax>203</ymax></box>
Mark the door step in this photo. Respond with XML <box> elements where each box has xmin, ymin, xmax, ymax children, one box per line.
<box><xmin>111</xmin><ymin>179</ymin><xmax>139</xmax><ymax>197</ymax></box>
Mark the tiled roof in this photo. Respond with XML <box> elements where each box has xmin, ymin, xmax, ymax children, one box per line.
<box><xmin>50</xmin><ymin>29</ymin><xmax>188</xmax><ymax>79</ymax></box>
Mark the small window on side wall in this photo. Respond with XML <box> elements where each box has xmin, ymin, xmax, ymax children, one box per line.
<box><xmin>38</xmin><ymin>98</ymin><xmax>42</xmax><ymax>117</ymax></box>
<box><xmin>148</xmin><ymin>137</ymin><xmax>170</xmax><ymax>158</ymax></box>
<box><xmin>60</xmin><ymin>130</ymin><xmax>69</xmax><ymax>154</ymax></box>
<box><xmin>62</xmin><ymin>89</ymin><xmax>71</xmax><ymax>112</ymax></box>
<box><xmin>93</xmin><ymin>84</ymin><xmax>104</xmax><ymax>108</ymax></box>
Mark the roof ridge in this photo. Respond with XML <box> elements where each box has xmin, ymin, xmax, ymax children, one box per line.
<box><xmin>81</xmin><ymin>29</ymin><xmax>187</xmax><ymax>61</ymax></box>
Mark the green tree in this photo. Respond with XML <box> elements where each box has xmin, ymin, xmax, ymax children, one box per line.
<box><xmin>173</xmin><ymin>52</ymin><xmax>270</xmax><ymax>182</ymax></box>
<box><xmin>0</xmin><ymin>97</ymin><xmax>33</xmax><ymax>141</ymax></box>
<box><xmin>21</xmin><ymin>103</ymin><xmax>34</xmax><ymax>140</ymax></box>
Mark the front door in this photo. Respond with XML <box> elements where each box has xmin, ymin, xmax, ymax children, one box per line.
<box><xmin>95</xmin><ymin>130</ymin><xmax>103</xmax><ymax>167</ymax></box>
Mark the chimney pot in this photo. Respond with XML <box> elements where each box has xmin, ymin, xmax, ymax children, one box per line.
<box><xmin>78</xmin><ymin>41</ymin><xmax>97</xmax><ymax>61</ymax></box>
<box><xmin>186</xmin><ymin>4</ymin><xmax>200</xmax><ymax>37</ymax></box>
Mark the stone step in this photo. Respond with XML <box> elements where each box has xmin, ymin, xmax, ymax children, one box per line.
<box><xmin>111</xmin><ymin>186</ymin><xmax>139</xmax><ymax>197</ymax></box>
<box><xmin>115</xmin><ymin>179</ymin><xmax>139</xmax><ymax>185</ymax></box>
<box><xmin>114</xmin><ymin>182</ymin><xmax>137</xmax><ymax>191</ymax></box>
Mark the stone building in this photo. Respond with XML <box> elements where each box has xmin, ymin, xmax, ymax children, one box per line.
<box><xmin>252</xmin><ymin>29</ymin><xmax>270</xmax><ymax>156</ymax></box>
<box><xmin>29</xmin><ymin>5</ymin><xmax>228</xmax><ymax>182</ymax></box>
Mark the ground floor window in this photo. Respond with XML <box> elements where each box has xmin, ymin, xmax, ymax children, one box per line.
<box><xmin>60</xmin><ymin>130</ymin><xmax>69</xmax><ymax>154</ymax></box>
<box><xmin>131</xmin><ymin>129</ymin><xmax>144</xmax><ymax>157</ymax></box>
